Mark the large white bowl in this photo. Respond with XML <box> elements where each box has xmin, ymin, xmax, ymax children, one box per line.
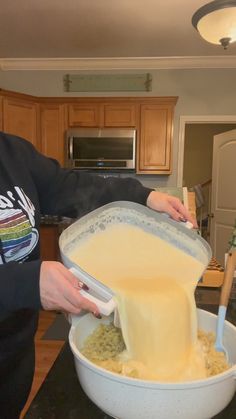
<box><xmin>69</xmin><ymin>309</ymin><xmax>236</xmax><ymax>419</ymax></box>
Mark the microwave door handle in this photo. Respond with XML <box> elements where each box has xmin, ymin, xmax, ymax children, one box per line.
<box><xmin>68</xmin><ymin>136</ymin><xmax>73</xmax><ymax>159</ymax></box>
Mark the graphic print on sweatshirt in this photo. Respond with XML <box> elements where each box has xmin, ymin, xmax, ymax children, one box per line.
<box><xmin>0</xmin><ymin>187</ymin><xmax>39</xmax><ymax>264</ymax></box>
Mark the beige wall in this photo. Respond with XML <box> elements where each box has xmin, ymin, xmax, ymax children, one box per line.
<box><xmin>1</xmin><ymin>68</ymin><xmax>236</xmax><ymax>188</ymax></box>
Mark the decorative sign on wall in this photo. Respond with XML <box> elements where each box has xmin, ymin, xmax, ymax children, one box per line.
<box><xmin>64</xmin><ymin>73</ymin><xmax>152</xmax><ymax>92</ymax></box>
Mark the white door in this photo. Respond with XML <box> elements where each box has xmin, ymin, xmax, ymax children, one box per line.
<box><xmin>210</xmin><ymin>129</ymin><xmax>236</xmax><ymax>266</ymax></box>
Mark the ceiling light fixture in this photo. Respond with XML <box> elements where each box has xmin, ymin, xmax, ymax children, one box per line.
<box><xmin>192</xmin><ymin>0</ymin><xmax>236</xmax><ymax>49</ymax></box>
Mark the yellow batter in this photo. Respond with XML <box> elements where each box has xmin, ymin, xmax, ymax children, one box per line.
<box><xmin>69</xmin><ymin>223</ymin><xmax>207</xmax><ymax>381</ymax></box>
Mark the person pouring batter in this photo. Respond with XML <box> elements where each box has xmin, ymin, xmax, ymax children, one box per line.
<box><xmin>0</xmin><ymin>131</ymin><xmax>196</xmax><ymax>418</ymax></box>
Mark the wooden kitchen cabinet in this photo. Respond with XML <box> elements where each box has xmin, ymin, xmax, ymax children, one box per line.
<box><xmin>1</xmin><ymin>95</ymin><xmax>39</xmax><ymax>149</ymax></box>
<box><xmin>40</xmin><ymin>103</ymin><xmax>67</xmax><ymax>166</ymax></box>
<box><xmin>137</xmin><ymin>100</ymin><xmax>177</xmax><ymax>174</ymax></box>
<box><xmin>40</xmin><ymin>225</ymin><xmax>59</xmax><ymax>261</ymax></box>
<box><xmin>68</xmin><ymin>103</ymin><xmax>101</xmax><ymax>127</ymax></box>
<box><xmin>68</xmin><ymin>102</ymin><xmax>137</xmax><ymax>128</ymax></box>
<box><xmin>0</xmin><ymin>96</ymin><xmax>3</xmax><ymax>131</ymax></box>
<box><xmin>103</xmin><ymin>103</ymin><xmax>136</xmax><ymax>127</ymax></box>
<box><xmin>68</xmin><ymin>98</ymin><xmax>176</xmax><ymax>173</ymax></box>
<box><xmin>0</xmin><ymin>89</ymin><xmax>178</xmax><ymax>175</ymax></box>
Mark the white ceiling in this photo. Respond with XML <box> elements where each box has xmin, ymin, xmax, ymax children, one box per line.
<box><xmin>1</xmin><ymin>0</ymin><xmax>236</xmax><ymax>70</ymax></box>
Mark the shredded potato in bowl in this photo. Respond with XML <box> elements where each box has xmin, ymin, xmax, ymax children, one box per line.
<box><xmin>197</xmin><ymin>329</ymin><xmax>230</xmax><ymax>377</ymax></box>
<box><xmin>81</xmin><ymin>323</ymin><xmax>230</xmax><ymax>381</ymax></box>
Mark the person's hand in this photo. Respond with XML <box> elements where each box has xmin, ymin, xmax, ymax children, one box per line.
<box><xmin>39</xmin><ymin>261</ymin><xmax>100</xmax><ymax>316</ymax></box>
<box><xmin>146</xmin><ymin>190</ymin><xmax>198</xmax><ymax>228</ymax></box>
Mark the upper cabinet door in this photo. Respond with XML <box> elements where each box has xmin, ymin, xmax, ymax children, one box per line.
<box><xmin>137</xmin><ymin>103</ymin><xmax>175</xmax><ymax>174</ymax></box>
<box><xmin>2</xmin><ymin>97</ymin><xmax>39</xmax><ymax>148</ymax></box>
<box><xmin>104</xmin><ymin>103</ymin><xmax>136</xmax><ymax>127</ymax></box>
<box><xmin>40</xmin><ymin>103</ymin><xmax>67</xmax><ymax>166</ymax></box>
<box><xmin>68</xmin><ymin>103</ymin><xmax>101</xmax><ymax>127</ymax></box>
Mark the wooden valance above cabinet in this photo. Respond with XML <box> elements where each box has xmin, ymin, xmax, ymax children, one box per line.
<box><xmin>0</xmin><ymin>89</ymin><xmax>178</xmax><ymax>175</ymax></box>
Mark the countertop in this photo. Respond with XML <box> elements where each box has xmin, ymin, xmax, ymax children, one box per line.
<box><xmin>25</xmin><ymin>302</ymin><xmax>236</xmax><ymax>419</ymax></box>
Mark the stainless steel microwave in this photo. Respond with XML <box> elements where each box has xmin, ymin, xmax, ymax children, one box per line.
<box><xmin>65</xmin><ymin>128</ymin><xmax>136</xmax><ymax>170</ymax></box>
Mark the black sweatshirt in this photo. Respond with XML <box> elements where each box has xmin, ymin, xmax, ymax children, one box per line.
<box><xmin>0</xmin><ymin>131</ymin><xmax>151</xmax><ymax>372</ymax></box>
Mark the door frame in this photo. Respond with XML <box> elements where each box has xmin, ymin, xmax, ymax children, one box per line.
<box><xmin>177</xmin><ymin>115</ymin><xmax>236</xmax><ymax>187</ymax></box>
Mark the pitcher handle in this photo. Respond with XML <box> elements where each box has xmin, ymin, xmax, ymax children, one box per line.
<box><xmin>69</xmin><ymin>267</ymin><xmax>116</xmax><ymax>316</ymax></box>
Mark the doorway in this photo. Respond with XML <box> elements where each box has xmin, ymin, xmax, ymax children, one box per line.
<box><xmin>177</xmin><ymin>116</ymin><xmax>236</xmax><ymax>263</ymax></box>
